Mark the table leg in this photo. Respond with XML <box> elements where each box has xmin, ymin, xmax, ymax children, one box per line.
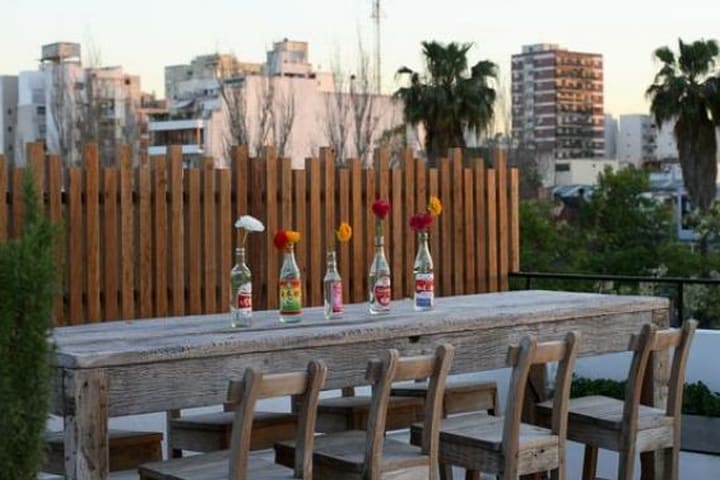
<box><xmin>63</xmin><ymin>369</ymin><xmax>109</xmax><ymax>479</ymax></box>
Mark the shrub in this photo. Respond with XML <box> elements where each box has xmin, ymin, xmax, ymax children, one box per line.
<box><xmin>0</xmin><ymin>169</ymin><xmax>59</xmax><ymax>479</ymax></box>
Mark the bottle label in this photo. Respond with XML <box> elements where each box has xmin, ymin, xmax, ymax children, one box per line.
<box><xmin>279</xmin><ymin>279</ymin><xmax>302</xmax><ymax>314</ymax></box>
<box><xmin>373</xmin><ymin>277</ymin><xmax>391</xmax><ymax>307</ymax></box>
<box><xmin>415</xmin><ymin>273</ymin><xmax>434</xmax><ymax>308</ymax></box>
<box><xmin>236</xmin><ymin>283</ymin><xmax>252</xmax><ymax>313</ymax></box>
<box><xmin>331</xmin><ymin>281</ymin><xmax>344</xmax><ymax>313</ymax></box>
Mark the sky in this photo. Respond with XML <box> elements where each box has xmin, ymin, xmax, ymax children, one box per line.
<box><xmin>1</xmin><ymin>0</ymin><xmax>719</xmax><ymax>117</ymax></box>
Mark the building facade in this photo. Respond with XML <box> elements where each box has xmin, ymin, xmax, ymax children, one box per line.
<box><xmin>0</xmin><ymin>76</ymin><xmax>19</xmax><ymax>164</ymax></box>
<box><xmin>617</xmin><ymin>114</ymin><xmax>657</xmax><ymax>166</ymax></box>
<box><xmin>511</xmin><ymin>44</ymin><xmax>605</xmax><ymax>159</ymax></box>
<box><xmin>604</xmin><ymin>114</ymin><xmax>617</xmax><ymax>159</ymax></box>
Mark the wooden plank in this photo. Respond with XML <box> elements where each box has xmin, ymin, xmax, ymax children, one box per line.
<box><xmin>451</xmin><ymin>149</ymin><xmax>464</xmax><ymax>295</ymax></box>
<box><xmin>103</xmin><ymin>168</ymin><xmax>119</xmax><ymax>321</ymax></box>
<box><xmin>48</xmin><ymin>155</ymin><xmax>64</xmax><ymax>325</ymax></box>
<box><xmin>202</xmin><ymin>158</ymin><xmax>216</xmax><ymax>313</ymax></box>
<box><xmin>187</xmin><ymin>168</ymin><xmax>202</xmax><ymax>314</ymax></box>
<box><xmin>293</xmin><ymin>169</ymin><xmax>308</xmax><ymax>307</ymax></box>
<box><xmin>391</xmin><ymin>166</ymin><xmax>403</xmax><ymax>299</ymax></box>
<box><xmin>264</xmin><ymin>148</ymin><xmax>279</xmax><ymax>310</ymax></box>
<box><xmin>279</xmin><ymin>157</ymin><xmax>292</xmax><ymax>230</ymax></box>
<box><xmin>338</xmin><ymin>167</ymin><xmax>351</xmax><ymax>300</ymax></box>
<box><xmin>495</xmin><ymin>149</ymin><xmax>508</xmax><ymax>291</ymax></box>
<box><xmin>438</xmin><ymin>157</ymin><xmax>451</xmax><ymax>297</ymax></box>
<box><xmin>85</xmin><ymin>145</ymin><xmax>101</xmax><ymax>322</ymax></box>
<box><xmin>364</xmin><ymin>165</ymin><xmax>376</xmax><ymax>304</ymax></box>
<box><xmin>248</xmin><ymin>155</ymin><xmax>265</xmax><ymax>310</ymax></box>
<box><xmin>68</xmin><ymin>167</ymin><xmax>83</xmax><ymax>324</ymax></box>
<box><xmin>12</xmin><ymin>167</ymin><xmax>23</xmax><ymax>237</ymax></box>
<box><xmin>0</xmin><ymin>155</ymin><xmax>6</xmax><ymax>242</ymax></box>
<box><xmin>218</xmin><ymin>169</ymin><xmax>232</xmax><ymax>315</ymax></box>
<box><xmin>350</xmin><ymin>159</ymin><xmax>364</xmax><ymax>304</ymax></box>
<box><xmin>510</xmin><ymin>168</ymin><xmax>520</xmax><ymax>273</ymax></box>
<box><xmin>428</xmin><ymin>169</ymin><xmax>440</xmax><ymax>296</ymax></box>
<box><xmin>486</xmin><ymin>169</ymin><xmax>498</xmax><ymax>292</ymax></box>
<box><xmin>169</xmin><ymin>146</ymin><xmax>185</xmax><ymax>316</ymax></box>
<box><xmin>320</xmin><ymin>148</ymin><xmax>336</xmax><ymax>273</ymax></box>
<box><xmin>138</xmin><ymin>165</ymin><xmax>153</xmax><ymax>318</ymax></box>
<box><xmin>119</xmin><ymin>146</ymin><xmax>135</xmax><ymax>319</ymax></box>
<box><xmin>473</xmin><ymin>159</ymin><xmax>487</xmax><ymax>293</ymax></box>
<box><xmin>403</xmin><ymin>149</ymin><xmax>416</xmax><ymax>298</ymax></box>
<box><xmin>306</xmin><ymin>157</ymin><xmax>322</xmax><ymax>307</ymax></box>
<box><xmin>153</xmin><ymin>158</ymin><xmax>168</xmax><ymax>317</ymax></box>
<box><xmin>27</xmin><ymin>142</ymin><xmax>45</xmax><ymax>210</ymax></box>
<box><xmin>232</xmin><ymin>145</ymin><xmax>249</xmax><ymax>249</ymax></box>
<box><xmin>463</xmin><ymin>168</ymin><xmax>476</xmax><ymax>293</ymax></box>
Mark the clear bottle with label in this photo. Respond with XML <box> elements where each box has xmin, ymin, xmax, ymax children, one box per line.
<box><xmin>230</xmin><ymin>247</ymin><xmax>252</xmax><ymax>327</ymax></box>
<box><xmin>323</xmin><ymin>250</ymin><xmax>343</xmax><ymax>319</ymax></box>
<box><xmin>279</xmin><ymin>244</ymin><xmax>302</xmax><ymax>323</ymax></box>
<box><xmin>413</xmin><ymin>231</ymin><xmax>434</xmax><ymax>311</ymax></box>
<box><xmin>368</xmin><ymin>235</ymin><xmax>391</xmax><ymax>314</ymax></box>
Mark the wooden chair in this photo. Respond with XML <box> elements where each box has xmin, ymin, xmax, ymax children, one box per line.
<box><xmin>391</xmin><ymin>379</ymin><xmax>499</xmax><ymax>416</ymax></box>
<box><xmin>43</xmin><ymin>429</ymin><xmax>163</xmax><ymax>474</ymax></box>
<box><xmin>138</xmin><ymin>360</ymin><xmax>327</xmax><ymax>480</ymax></box>
<box><xmin>411</xmin><ymin>332</ymin><xmax>580</xmax><ymax>480</ymax></box>
<box><xmin>167</xmin><ymin>381</ymin><xmax>297</xmax><ymax>457</ymax></box>
<box><xmin>275</xmin><ymin>344</ymin><xmax>455</xmax><ymax>479</ymax></box>
<box><xmin>536</xmin><ymin>320</ymin><xmax>697</xmax><ymax>480</ymax></box>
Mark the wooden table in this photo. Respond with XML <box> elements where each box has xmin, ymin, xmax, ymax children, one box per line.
<box><xmin>51</xmin><ymin>290</ymin><xmax>669</xmax><ymax>479</ymax></box>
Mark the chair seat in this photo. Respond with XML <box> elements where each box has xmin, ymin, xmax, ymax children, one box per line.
<box><xmin>275</xmin><ymin>430</ymin><xmax>428</xmax><ymax>474</ymax></box>
<box><xmin>391</xmin><ymin>379</ymin><xmax>498</xmax><ymax>415</ymax></box>
<box><xmin>169</xmin><ymin>410</ymin><xmax>296</xmax><ymax>452</ymax></box>
<box><xmin>44</xmin><ymin>429</ymin><xmax>162</xmax><ymax>474</ymax></box>
<box><xmin>316</xmin><ymin>395</ymin><xmax>424</xmax><ymax>432</ymax></box>
<box><xmin>411</xmin><ymin>412</ymin><xmax>558</xmax><ymax>452</ymax></box>
<box><xmin>536</xmin><ymin>395</ymin><xmax>673</xmax><ymax>432</ymax></box>
<box><xmin>139</xmin><ymin>449</ymin><xmax>296</xmax><ymax>480</ymax></box>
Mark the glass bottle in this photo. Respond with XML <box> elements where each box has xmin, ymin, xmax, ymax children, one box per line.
<box><xmin>413</xmin><ymin>231</ymin><xmax>434</xmax><ymax>311</ymax></box>
<box><xmin>230</xmin><ymin>247</ymin><xmax>252</xmax><ymax>327</ymax></box>
<box><xmin>368</xmin><ymin>234</ymin><xmax>391</xmax><ymax>314</ymax></box>
<box><xmin>323</xmin><ymin>250</ymin><xmax>343</xmax><ymax>319</ymax></box>
<box><xmin>279</xmin><ymin>244</ymin><xmax>302</xmax><ymax>323</ymax></box>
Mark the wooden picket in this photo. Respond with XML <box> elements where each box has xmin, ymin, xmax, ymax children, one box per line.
<box><xmin>0</xmin><ymin>143</ymin><xmax>519</xmax><ymax>325</ymax></box>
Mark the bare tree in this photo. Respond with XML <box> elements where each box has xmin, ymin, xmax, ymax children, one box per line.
<box><xmin>273</xmin><ymin>80</ymin><xmax>296</xmax><ymax>158</ymax></box>
<box><xmin>217</xmin><ymin>59</ymin><xmax>250</xmax><ymax>164</ymax></box>
<box><xmin>49</xmin><ymin>63</ymin><xmax>79</xmax><ymax>163</ymax></box>
<box><xmin>253</xmin><ymin>76</ymin><xmax>275</xmax><ymax>157</ymax></box>
<box><xmin>323</xmin><ymin>55</ymin><xmax>352</xmax><ymax>165</ymax></box>
<box><xmin>349</xmin><ymin>44</ymin><xmax>381</xmax><ymax>167</ymax></box>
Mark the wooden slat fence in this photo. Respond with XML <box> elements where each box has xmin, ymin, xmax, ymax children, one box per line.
<box><xmin>0</xmin><ymin>143</ymin><xmax>519</xmax><ymax>325</ymax></box>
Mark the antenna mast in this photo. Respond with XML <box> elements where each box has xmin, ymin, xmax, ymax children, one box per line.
<box><xmin>371</xmin><ymin>0</ymin><xmax>381</xmax><ymax>94</ymax></box>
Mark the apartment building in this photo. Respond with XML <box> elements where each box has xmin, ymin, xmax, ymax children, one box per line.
<box><xmin>511</xmin><ymin>43</ymin><xmax>605</xmax><ymax>159</ymax></box>
<box><xmin>0</xmin><ymin>76</ymin><xmax>19</xmax><ymax>164</ymax></box>
<box><xmin>617</xmin><ymin>114</ymin><xmax>657</xmax><ymax>166</ymax></box>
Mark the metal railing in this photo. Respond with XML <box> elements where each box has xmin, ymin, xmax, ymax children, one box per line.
<box><xmin>510</xmin><ymin>271</ymin><xmax>720</xmax><ymax>327</ymax></box>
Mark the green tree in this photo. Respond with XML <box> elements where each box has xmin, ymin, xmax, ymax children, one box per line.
<box><xmin>646</xmin><ymin>38</ymin><xmax>720</xmax><ymax>212</ymax></box>
<box><xmin>0</xmin><ymin>170</ymin><xmax>59</xmax><ymax>478</ymax></box>
<box><xmin>395</xmin><ymin>41</ymin><xmax>497</xmax><ymax>162</ymax></box>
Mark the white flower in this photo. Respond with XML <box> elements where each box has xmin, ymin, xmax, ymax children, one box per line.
<box><xmin>234</xmin><ymin>215</ymin><xmax>265</xmax><ymax>232</ymax></box>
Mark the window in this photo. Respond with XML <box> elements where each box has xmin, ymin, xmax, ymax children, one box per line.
<box><xmin>7</xmin><ymin>108</ymin><xmax>11</xmax><ymax>115</ymax></box>
<box><xmin>7</xmin><ymin>126</ymin><xmax>11</xmax><ymax>133</ymax></box>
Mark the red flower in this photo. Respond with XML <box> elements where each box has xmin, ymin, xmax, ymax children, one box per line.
<box><xmin>371</xmin><ymin>199</ymin><xmax>391</xmax><ymax>219</ymax></box>
<box><xmin>273</xmin><ymin>230</ymin><xmax>290</xmax><ymax>250</ymax></box>
<box><xmin>410</xmin><ymin>212</ymin><xmax>433</xmax><ymax>232</ymax></box>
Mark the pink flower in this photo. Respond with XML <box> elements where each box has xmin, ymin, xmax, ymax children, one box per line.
<box><xmin>410</xmin><ymin>212</ymin><xmax>433</xmax><ymax>232</ymax></box>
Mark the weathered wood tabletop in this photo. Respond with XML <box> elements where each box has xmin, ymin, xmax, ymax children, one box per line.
<box><xmin>51</xmin><ymin>290</ymin><xmax>669</xmax><ymax>479</ymax></box>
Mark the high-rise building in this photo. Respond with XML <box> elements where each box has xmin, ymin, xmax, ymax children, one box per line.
<box><xmin>617</xmin><ymin>114</ymin><xmax>657</xmax><ymax>166</ymax></box>
<box><xmin>511</xmin><ymin>44</ymin><xmax>604</xmax><ymax>159</ymax></box>
<box><xmin>0</xmin><ymin>76</ymin><xmax>19</xmax><ymax>164</ymax></box>
<box><xmin>604</xmin><ymin>114</ymin><xmax>617</xmax><ymax>159</ymax></box>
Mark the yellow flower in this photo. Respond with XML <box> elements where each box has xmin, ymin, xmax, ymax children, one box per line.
<box><xmin>286</xmin><ymin>230</ymin><xmax>301</xmax><ymax>244</ymax></box>
<box><xmin>428</xmin><ymin>196</ymin><xmax>442</xmax><ymax>217</ymax></box>
<box><xmin>336</xmin><ymin>222</ymin><xmax>352</xmax><ymax>243</ymax></box>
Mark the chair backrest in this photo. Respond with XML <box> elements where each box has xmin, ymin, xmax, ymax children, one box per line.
<box><xmin>504</xmin><ymin>332</ymin><xmax>580</xmax><ymax>478</ymax></box>
<box><xmin>363</xmin><ymin>344</ymin><xmax>455</xmax><ymax>480</ymax></box>
<box><xmin>226</xmin><ymin>360</ymin><xmax>327</xmax><ymax>480</ymax></box>
<box><xmin>625</xmin><ymin>320</ymin><xmax>697</xmax><ymax>428</ymax></box>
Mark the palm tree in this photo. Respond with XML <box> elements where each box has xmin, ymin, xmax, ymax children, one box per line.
<box><xmin>647</xmin><ymin>38</ymin><xmax>720</xmax><ymax>212</ymax></box>
<box><xmin>395</xmin><ymin>41</ymin><xmax>497</xmax><ymax>162</ymax></box>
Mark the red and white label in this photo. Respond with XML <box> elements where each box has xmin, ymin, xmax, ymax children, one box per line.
<box><xmin>415</xmin><ymin>273</ymin><xmax>434</xmax><ymax>308</ymax></box>
<box><xmin>373</xmin><ymin>277</ymin><xmax>391</xmax><ymax>306</ymax></box>
<box><xmin>236</xmin><ymin>283</ymin><xmax>252</xmax><ymax>312</ymax></box>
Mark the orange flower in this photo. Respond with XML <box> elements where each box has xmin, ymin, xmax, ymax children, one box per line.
<box><xmin>286</xmin><ymin>230</ymin><xmax>301</xmax><ymax>244</ymax></box>
<box><xmin>336</xmin><ymin>222</ymin><xmax>352</xmax><ymax>243</ymax></box>
<box><xmin>274</xmin><ymin>230</ymin><xmax>301</xmax><ymax>250</ymax></box>
<box><xmin>428</xmin><ymin>196</ymin><xmax>442</xmax><ymax>217</ymax></box>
